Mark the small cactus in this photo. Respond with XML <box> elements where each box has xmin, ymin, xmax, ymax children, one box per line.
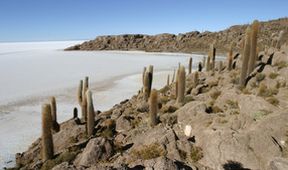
<box><xmin>202</xmin><ymin>56</ymin><xmax>206</xmax><ymax>68</ymax></box>
<box><xmin>198</xmin><ymin>62</ymin><xmax>203</xmax><ymax>72</ymax></box>
<box><xmin>240</xmin><ymin>27</ymin><xmax>252</xmax><ymax>86</ymax></box>
<box><xmin>86</xmin><ymin>90</ymin><xmax>95</xmax><ymax>136</ymax></box>
<box><xmin>50</xmin><ymin>97</ymin><xmax>60</xmax><ymax>132</ymax></box>
<box><xmin>188</xmin><ymin>57</ymin><xmax>193</xmax><ymax>74</ymax></box>
<box><xmin>218</xmin><ymin>61</ymin><xmax>223</xmax><ymax>73</ymax></box>
<box><xmin>210</xmin><ymin>44</ymin><xmax>216</xmax><ymax>70</ymax></box>
<box><xmin>149</xmin><ymin>89</ymin><xmax>158</xmax><ymax>127</ymax></box>
<box><xmin>247</xmin><ymin>20</ymin><xmax>259</xmax><ymax>75</ymax></box>
<box><xmin>142</xmin><ymin>67</ymin><xmax>147</xmax><ymax>86</ymax></box>
<box><xmin>41</xmin><ymin>104</ymin><xmax>54</xmax><ymax>161</ymax></box>
<box><xmin>73</xmin><ymin>107</ymin><xmax>78</xmax><ymax>119</ymax></box>
<box><xmin>177</xmin><ymin>66</ymin><xmax>186</xmax><ymax>104</ymax></box>
<box><xmin>227</xmin><ymin>44</ymin><xmax>233</xmax><ymax>71</ymax></box>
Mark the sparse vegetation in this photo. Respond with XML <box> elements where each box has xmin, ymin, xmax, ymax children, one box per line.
<box><xmin>269</xmin><ymin>72</ymin><xmax>279</xmax><ymax>79</ymax></box>
<box><xmin>226</xmin><ymin>100</ymin><xmax>239</xmax><ymax>109</ymax></box>
<box><xmin>190</xmin><ymin>146</ymin><xmax>203</xmax><ymax>162</ymax></box>
<box><xmin>256</xmin><ymin>73</ymin><xmax>266</xmax><ymax>82</ymax></box>
<box><xmin>131</xmin><ymin>143</ymin><xmax>166</xmax><ymax>160</ymax></box>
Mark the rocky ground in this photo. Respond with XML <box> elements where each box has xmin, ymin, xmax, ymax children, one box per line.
<box><xmin>65</xmin><ymin>18</ymin><xmax>288</xmax><ymax>53</ymax></box>
<box><xmin>8</xmin><ymin>43</ymin><xmax>288</xmax><ymax>170</ymax></box>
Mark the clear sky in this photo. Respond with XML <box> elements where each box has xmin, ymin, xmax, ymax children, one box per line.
<box><xmin>0</xmin><ymin>0</ymin><xmax>287</xmax><ymax>42</ymax></box>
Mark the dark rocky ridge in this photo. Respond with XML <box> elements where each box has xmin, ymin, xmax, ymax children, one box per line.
<box><xmin>66</xmin><ymin>18</ymin><xmax>288</xmax><ymax>53</ymax></box>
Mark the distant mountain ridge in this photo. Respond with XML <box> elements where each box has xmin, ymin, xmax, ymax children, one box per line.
<box><xmin>66</xmin><ymin>18</ymin><xmax>288</xmax><ymax>53</ymax></box>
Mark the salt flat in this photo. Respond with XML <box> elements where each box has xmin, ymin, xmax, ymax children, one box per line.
<box><xmin>0</xmin><ymin>41</ymin><xmax>207</xmax><ymax>168</ymax></box>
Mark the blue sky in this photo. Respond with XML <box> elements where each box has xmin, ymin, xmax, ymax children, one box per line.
<box><xmin>0</xmin><ymin>0</ymin><xmax>287</xmax><ymax>42</ymax></box>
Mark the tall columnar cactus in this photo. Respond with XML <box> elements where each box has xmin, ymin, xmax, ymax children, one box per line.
<box><xmin>193</xmin><ymin>71</ymin><xmax>199</xmax><ymax>88</ymax></box>
<box><xmin>177</xmin><ymin>66</ymin><xmax>186</xmax><ymax>104</ymax></box>
<box><xmin>78</xmin><ymin>77</ymin><xmax>89</xmax><ymax>121</ymax></box>
<box><xmin>227</xmin><ymin>46</ymin><xmax>233</xmax><ymax>71</ymax></box>
<box><xmin>167</xmin><ymin>74</ymin><xmax>170</xmax><ymax>86</ymax></box>
<box><xmin>143</xmin><ymin>66</ymin><xmax>153</xmax><ymax>101</ymax></box>
<box><xmin>240</xmin><ymin>27</ymin><xmax>252</xmax><ymax>86</ymax></box>
<box><xmin>41</xmin><ymin>104</ymin><xmax>54</xmax><ymax>161</ymax></box>
<box><xmin>50</xmin><ymin>97</ymin><xmax>60</xmax><ymax>132</ymax></box>
<box><xmin>142</xmin><ymin>67</ymin><xmax>147</xmax><ymax>90</ymax></box>
<box><xmin>175</xmin><ymin>68</ymin><xmax>180</xmax><ymax>99</ymax></box>
<box><xmin>210</xmin><ymin>44</ymin><xmax>216</xmax><ymax>70</ymax></box>
<box><xmin>218</xmin><ymin>61</ymin><xmax>223</xmax><ymax>73</ymax></box>
<box><xmin>188</xmin><ymin>57</ymin><xmax>193</xmax><ymax>74</ymax></box>
<box><xmin>86</xmin><ymin>90</ymin><xmax>95</xmax><ymax>136</ymax></box>
<box><xmin>202</xmin><ymin>56</ymin><xmax>206</xmax><ymax>68</ymax></box>
<box><xmin>206</xmin><ymin>55</ymin><xmax>211</xmax><ymax>71</ymax></box>
<box><xmin>171</xmin><ymin>69</ymin><xmax>176</xmax><ymax>83</ymax></box>
<box><xmin>149</xmin><ymin>89</ymin><xmax>158</xmax><ymax>127</ymax></box>
<box><xmin>247</xmin><ymin>20</ymin><xmax>259</xmax><ymax>75</ymax></box>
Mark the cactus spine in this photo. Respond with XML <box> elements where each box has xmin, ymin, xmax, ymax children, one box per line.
<box><xmin>149</xmin><ymin>89</ymin><xmax>158</xmax><ymax>127</ymax></box>
<box><xmin>188</xmin><ymin>57</ymin><xmax>192</xmax><ymax>74</ymax></box>
<box><xmin>247</xmin><ymin>20</ymin><xmax>259</xmax><ymax>75</ymax></box>
<box><xmin>240</xmin><ymin>27</ymin><xmax>252</xmax><ymax>86</ymax></box>
<box><xmin>50</xmin><ymin>97</ymin><xmax>60</xmax><ymax>132</ymax></box>
<box><xmin>86</xmin><ymin>90</ymin><xmax>95</xmax><ymax>136</ymax></box>
<box><xmin>41</xmin><ymin>104</ymin><xmax>54</xmax><ymax>161</ymax></box>
<box><xmin>177</xmin><ymin>66</ymin><xmax>186</xmax><ymax>104</ymax></box>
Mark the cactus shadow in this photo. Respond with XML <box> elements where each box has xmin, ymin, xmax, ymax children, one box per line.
<box><xmin>222</xmin><ymin>160</ymin><xmax>251</xmax><ymax>170</ymax></box>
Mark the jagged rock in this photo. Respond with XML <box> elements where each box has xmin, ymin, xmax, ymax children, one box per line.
<box><xmin>74</xmin><ymin>137</ymin><xmax>113</xmax><ymax>167</ymax></box>
<box><xmin>52</xmin><ymin>162</ymin><xmax>78</xmax><ymax>170</ymax></box>
<box><xmin>270</xmin><ymin>157</ymin><xmax>288</xmax><ymax>170</ymax></box>
<box><xmin>116</xmin><ymin>115</ymin><xmax>133</xmax><ymax>132</ymax></box>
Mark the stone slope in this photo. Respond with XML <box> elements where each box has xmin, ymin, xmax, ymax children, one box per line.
<box><xmin>11</xmin><ymin>44</ymin><xmax>288</xmax><ymax>170</ymax></box>
<box><xmin>66</xmin><ymin>18</ymin><xmax>288</xmax><ymax>53</ymax></box>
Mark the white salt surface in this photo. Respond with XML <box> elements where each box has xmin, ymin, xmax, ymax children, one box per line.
<box><xmin>0</xmin><ymin>41</ymin><xmax>207</xmax><ymax>169</ymax></box>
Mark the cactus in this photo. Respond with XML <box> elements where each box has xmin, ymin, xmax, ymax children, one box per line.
<box><xmin>143</xmin><ymin>66</ymin><xmax>153</xmax><ymax>101</ymax></box>
<box><xmin>240</xmin><ymin>27</ymin><xmax>252</xmax><ymax>86</ymax></box>
<box><xmin>210</xmin><ymin>44</ymin><xmax>216</xmax><ymax>70</ymax></box>
<box><xmin>171</xmin><ymin>69</ymin><xmax>176</xmax><ymax>83</ymax></box>
<box><xmin>177</xmin><ymin>66</ymin><xmax>186</xmax><ymax>104</ymax></box>
<box><xmin>78</xmin><ymin>77</ymin><xmax>89</xmax><ymax>121</ymax></box>
<box><xmin>50</xmin><ymin>96</ymin><xmax>60</xmax><ymax>132</ymax></box>
<box><xmin>202</xmin><ymin>56</ymin><xmax>206</xmax><ymax>68</ymax></box>
<box><xmin>41</xmin><ymin>104</ymin><xmax>54</xmax><ymax>161</ymax></box>
<box><xmin>86</xmin><ymin>90</ymin><xmax>95</xmax><ymax>136</ymax></box>
<box><xmin>142</xmin><ymin>67</ymin><xmax>147</xmax><ymax>86</ymax></box>
<box><xmin>73</xmin><ymin>107</ymin><xmax>78</xmax><ymax>119</ymax></box>
<box><xmin>175</xmin><ymin>68</ymin><xmax>180</xmax><ymax>99</ymax></box>
<box><xmin>276</xmin><ymin>30</ymin><xmax>285</xmax><ymax>49</ymax></box>
<box><xmin>227</xmin><ymin>43</ymin><xmax>233</xmax><ymax>71</ymax></box>
<box><xmin>218</xmin><ymin>61</ymin><xmax>223</xmax><ymax>72</ymax></box>
<box><xmin>149</xmin><ymin>89</ymin><xmax>158</xmax><ymax>127</ymax></box>
<box><xmin>247</xmin><ymin>20</ymin><xmax>259</xmax><ymax>75</ymax></box>
<box><xmin>198</xmin><ymin>62</ymin><xmax>203</xmax><ymax>72</ymax></box>
<box><xmin>188</xmin><ymin>57</ymin><xmax>193</xmax><ymax>74</ymax></box>
<box><xmin>206</xmin><ymin>55</ymin><xmax>211</xmax><ymax>71</ymax></box>
<box><xmin>193</xmin><ymin>71</ymin><xmax>199</xmax><ymax>88</ymax></box>
<box><xmin>167</xmin><ymin>74</ymin><xmax>170</xmax><ymax>86</ymax></box>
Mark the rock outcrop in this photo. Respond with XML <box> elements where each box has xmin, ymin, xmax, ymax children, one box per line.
<box><xmin>66</xmin><ymin>18</ymin><xmax>288</xmax><ymax>53</ymax></box>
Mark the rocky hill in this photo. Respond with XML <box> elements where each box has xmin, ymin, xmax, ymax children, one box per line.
<box><xmin>66</xmin><ymin>18</ymin><xmax>288</xmax><ymax>53</ymax></box>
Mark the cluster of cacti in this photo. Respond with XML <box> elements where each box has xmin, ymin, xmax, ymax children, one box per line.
<box><xmin>176</xmin><ymin>65</ymin><xmax>186</xmax><ymax>104</ymax></box>
<box><xmin>50</xmin><ymin>96</ymin><xmax>60</xmax><ymax>132</ymax></box>
<box><xmin>149</xmin><ymin>89</ymin><xmax>158</xmax><ymax>127</ymax></box>
<box><xmin>41</xmin><ymin>104</ymin><xmax>54</xmax><ymax>161</ymax></box>
<box><xmin>188</xmin><ymin>57</ymin><xmax>193</xmax><ymax>74</ymax></box>
<box><xmin>86</xmin><ymin>90</ymin><xmax>95</xmax><ymax>136</ymax></box>
<box><xmin>240</xmin><ymin>20</ymin><xmax>260</xmax><ymax>87</ymax></box>
<box><xmin>78</xmin><ymin>77</ymin><xmax>89</xmax><ymax>121</ymax></box>
<box><xmin>143</xmin><ymin>65</ymin><xmax>153</xmax><ymax>101</ymax></box>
